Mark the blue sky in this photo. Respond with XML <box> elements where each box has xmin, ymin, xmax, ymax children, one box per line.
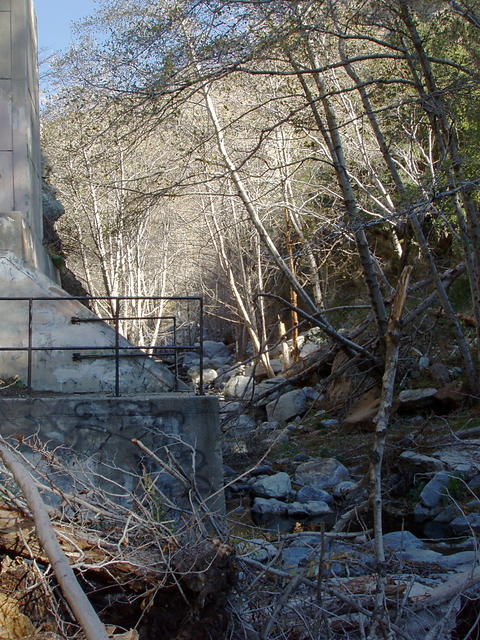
<box><xmin>35</xmin><ymin>0</ymin><xmax>96</xmax><ymax>55</ymax></box>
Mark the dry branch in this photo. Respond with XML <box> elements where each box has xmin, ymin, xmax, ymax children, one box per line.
<box><xmin>0</xmin><ymin>441</ymin><xmax>110</xmax><ymax>640</ymax></box>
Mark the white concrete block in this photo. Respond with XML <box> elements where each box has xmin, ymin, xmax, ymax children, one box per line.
<box><xmin>0</xmin><ymin>11</ymin><xmax>12</xmax><ymax>78</ymax></box>
<box><xmin>0</xmin><ymin>152</ymin><xmax>14</xmax><ymax>210</ymax></box>
<box><xmin>0</xmin><ymin>79</ymin><xmax>12</xmax><ymax>150</ymax></box>
<box><xmin>0</xmin><ymin>1</ymin><xmax>11</xmax><ymax>11</ymax></box>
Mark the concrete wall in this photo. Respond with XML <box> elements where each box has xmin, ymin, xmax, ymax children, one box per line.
<box><xmin>0</xmin><ymin>0</ymin><xmax>54</xmax><ymax>278</ymax></box>
<box><xmin>0</xmin><ymin>394</ymin><xmax>224</xmax><ymax>515</ymax></box>
<box><xmin>0</xmin><ymin>254</ymin><xmax>185</xmax><ymax>393</ymax></box>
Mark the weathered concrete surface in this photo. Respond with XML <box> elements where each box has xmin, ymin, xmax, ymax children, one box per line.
<box><xmin>0</xmin><ymin>394</ymin><xmax>224</xmax><ymax>513</ymax></box>
<box><xmin>0</xmin><ymin>0</ymin><xmax>54</xmax><ymax>277</ymax></box>
<box><xmin>0</xmin><ymin>254</ymin><xmax>183</xmax><ymax>393</ymax></box>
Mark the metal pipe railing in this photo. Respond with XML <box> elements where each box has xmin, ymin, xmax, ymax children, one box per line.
<box><xmin>0</xmin><ymin>295</ymin><xmax>204</xmax><ymax>396</ymax></box>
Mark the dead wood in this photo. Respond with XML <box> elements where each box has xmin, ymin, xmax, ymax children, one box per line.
<box><xmin>0</xmin><ymin>442</ymin><xmax>110</xmax><ymax>640</ymax></box>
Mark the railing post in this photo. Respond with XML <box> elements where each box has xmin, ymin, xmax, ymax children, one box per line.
<box><xmin>199</xmin><ymin>298</ymin><xmax>204</xmax><ymax>395</ymax></box>
<box><xmin>173</xmin><ymin>317</ymin><xmax>178</xmax><ymax>392</ymax></box>
<box><xmin>114</xmin><ymin>298</ymin><xmax>120</xmax><ymax>397</ymax></box>
<box><xmin>27</xmin><ymin>299</ymin><xmax>33</xmax><ymax>393</ymax></box>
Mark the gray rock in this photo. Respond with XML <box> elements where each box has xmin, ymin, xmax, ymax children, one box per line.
<box><xmin>266</xmin><ymin>387</ymin><xmax>320</xmax><ymax>422</ymax></box>
<box><xmin>187</xmin><ymin>367</ymin><xmax>218</xmax><ymax>386</ymax></box>
<box><xmin>203</xmin><ymin>340</ymin><xmax>231</xmax><ymax>360</ymax></box>
<box><xmin>433</xmin><ymin>447</ymin><xmax>480</xmax><ymax>475</ymax></box>
<box><xmin>224</xmin><ymin>375</ymin><xmax>254</xmax><ymax>399</ymax></box>
<box><xmin>418</xmin><ymin>356</ymin><xmax>430</xmax><ymax>371</ymax></box>
<box><xmin>414</xmin><ymin>502</ymin><xmax>434</xmax><ymax>522</ymax></box>
<box><xmin>450</xmin><ymin>513</ymin><xmax>480</xmax><ymax>535</ymax></box>
<box><xmin>253</xmin><ymin>378</ymin><xmax>291</xmax><ymax>407</ymax></box>
<box><xmin>251</xmin><ymin>472</ymin><xmax>292</xmax><ymax>499</ymax></box>
<box><xmin>433</xmin><ymin>504</ymin><xmax>462</xmax><ymax>523</ymax></box>
<box><xmin>397</xmin><ymin>548</ymin><xmax>444</xmax><ymax>564</ymax></box>
<box><xmin>220</xmin><ymin>401</ymin><xmax>242</xmax><ymax>414</ymax></box>
<box><xmin>299</xmin><ymin>341</ymin><xmax>322</xmax><ymax>358</ymax></box>
<box><xmin>382</xmin><ymin>531</ymin><xmax>426</xmax><ymax>550</ymax></box>
<box><xmin>248</xmin><ymin>464</ymin><xmax>274</xmax><ymax>477</ymax></box>
<box><xmin>257</xmin><ymin>421</ymin><xmax>279</xmax><ymax>431</ymax></box>
<box><xmin>295</xmin><ymin>457</ymin><xmax>350</xmax><ymax>491</ymax></box>
<box><xmin>251</xmin><ymin>497</ymin><xmax>288</xmax><ymax>520</ymax></box>
<box><xmin>293</xmin><ymin>453</ymin><xmax>310</xmax><ymax>463</ymax></box>
<box><xmin>296</xmin><ymin>486</ymin><xmax>333</xmax><ymax>504</ymax></box>
<box><xmin>253</xmin><ymin>359</ymin><xmax>283</xmax><ymax>378</ymax></box>
<box><xmin>333</xmin><ymin>480</ymin><xmax>357</xmax><ymax>498</ymax></box>
<box><xmin>399</xmin><ymin>451</ymin><xmax>444</xmax><ymax>473</ymax></box>
<box><xmin>182</xmin><ymin>352</ymin><xmax>200</xmax><ymax>368</ymax></box>
<box><xmin>286</xmin><ymin>500</ymin><xmax>332</xmax><ymax>518</ymax></box>
<box><xmin>419</xmin><ymin>471</ymin><xmax>450</xmax><ymax>508</ymax></box>
<box><xmin>436</xmin><ymin>551</ymin><xmax>476</xmax><ymax>570</ymax></box>
<box><xmin>398</xmin><ymin>388</ymin><xmax>438</xmax><ymax>406</ymax></box>
<box><xmin>321</xmin><ymin>418</ymin><xmax>340</xmax><ymax>428</ymax></box>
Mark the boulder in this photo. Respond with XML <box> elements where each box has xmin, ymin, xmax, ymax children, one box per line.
<box><xmin>333</xmin><ymin>480</ymin><xmax>357</xmax><ymax>498</ymax></box>
<box><xmin>295</xmin><ymin>458</ymin><xmax>350</xmax><ymax>491</ymax></box>
<box><xmin>296</xmin><ymin>485</ymin><xmax>333</xmax><ymax>504</ymax></box>
<box><xmin>419</xmin><ymin>471</ymin><xmax>450</xmax><ymax>508</ymax></box>
<box><xmin>450</xmin><ymin>513</ymin><xmax>480</xmax><ymax>535</ymax></box>
<box><xmin>266</xmin><ymin>387</ymin><xmax>320</xmax><ymax>422</ymax></box>
<box><xmin>399</xmin><ymin>451</ymin><xmax>444</xmax><ymax>473</ymax></box>
<box><xmin>397</xmin><ymin>388</ymin><xmax>438</xmax><ymax>409</ymax></box>
<box><xmin>187</xmin><ymin>367</ymin><xmax>217</xmax><ymax>386</ymax></box>
<box><xmin>382</xmin><ymin>531</ymin><xmax>426</xmax><ymax>550</ymax></box>
<box><xmin>223</xmin><ymin>375</ymin><xmax>254</xmax><ymax>399</ymax></box>
<box><xmin>251</xmin><ymin>497</ymin><xmax>288</xmax><ymax>524</ymax></box>
<box><xmin>251</xmin><ymin>472</ymin><xmax>292</xmax><ymax>499</ymax></box>
<box><xmin>286</xmin><ymin>500</ymin><xmax>332</xmax><ymax>518</ymax></box>
<box><xmin>202</xmin><ymin>340</ymin><xmax>231</xmax><ymax>360</ymax></box>
<box><xmin>397</xmin><ymin>548</ymin><xmax>444</xmax><ymax>564</ymax></box>
<box><xmin>253</xmin><ymin>359</ymin><xmax>283</xmax><ymax>379</ymax></box>
<box><xmin>253</xmin><ymin>378</ymin><xmax>292</xmax><ymax>407</ymax></box>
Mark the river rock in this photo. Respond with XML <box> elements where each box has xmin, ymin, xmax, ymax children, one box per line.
<box><xmin>286</xmin><ymin>500</ymin><xmax>332</xmax><ymax>518</ymax></box>
<box><xmin>435</xmin><ymin>551</ymin><xmax>476</xmax><ymax>570</ymax></box>
<box><xmin>333</xmin><ymin>480</ymin><xmax>357</xmax><ymax>498</ymax></box>
<box><xmin>419</xmin><ymin>471</ymin><xmax>450</xmax><ymax>508</ymax></box>
<box><xmin>397</xmin><ymin>388</ymin><xmax>438</xmax><ymax>409</ymax></box>
<box><xmin>251</xmin><ymin>497</ymin><xmax>288</xmax><ymax>522</ymax></box>
<box><xmin>251</xmin><ymin>472</ymin><xmax>292</xmax><ymax>499</ymax></box>
<box><xmin>202</xmin><ymin>340</ymin><xmax>231</xmax><ymax>360</ymax></box>
<box><xmin>224</xmin><ymin>375</ymin><xmax>254</xmax><ymax>399</ymax></box>
<box><xmin>295</xmin><ymin>457</ymin><xmax>350</xmax><ymax>491</ymax></box>
<box><xmin>266</xmin><ymin>387</ymin><xmax>320</xmax><ymax>422</ymax></box>
<box><xmin>382</xmin><ymin>531</ymin><xmax>426</xmax><ymax>550</ymax></box>
<box><xmin>450</xmin><ymin>513</ymin><xmax>480</xmax><ymax>535</ymax></box>
<box><xmin>397</xmin><ymin>548</ymin><xmax>444</xmax><ymax>565</ymax></box>
<box><xmin>253</xmin><ymin>378</ymin><xmax>292</xmax><ymax>407</ymax></box>
<box><xmin>187</xmin><ymin>367</ymin><xmax>217</xmax><ymax>386</ymax></box>
<box><xmin>296</xmin><ymin>486</ymin><xmax>333</xmax><ymax>504</ymax></box>
<box><xmin>399</xmin><ymin>451</ymin><xmax>444</xmax><ymax>473</ymax></box>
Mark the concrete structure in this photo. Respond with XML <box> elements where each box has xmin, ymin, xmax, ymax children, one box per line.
<box><xmin>0</xmin><ymin>0</ymin><xmax>184</xmax><ymax>393</ymax></box>
<box><xmin>0</xmin><ymin>1</ymin><xmax>224</xmax><ymax>513</ymax></box>
<box><xmin>0</xmin><ymin>394</ymin><xmax>224</xmax><ymax>514</ymax></box>
<box><xmin>0</xmin><ymin>0</ymin><xmax>55</xmax><ymax>278</ymax></box>
<box><xmin>0</xmin><ymin>254</ymin><xmax>183</xmax><ymax>394</ymax></box>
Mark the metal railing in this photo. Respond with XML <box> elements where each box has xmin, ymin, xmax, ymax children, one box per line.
<box><xmin>0</xmin><ymin>295</ymin><xmax>204</xmax><ymax>396</ymax></box>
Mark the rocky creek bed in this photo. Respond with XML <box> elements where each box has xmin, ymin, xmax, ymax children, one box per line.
<box><xmin>183</xmin><ymin>337</ymin><xmax>480</xmax><ymax>638</ymax></box>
